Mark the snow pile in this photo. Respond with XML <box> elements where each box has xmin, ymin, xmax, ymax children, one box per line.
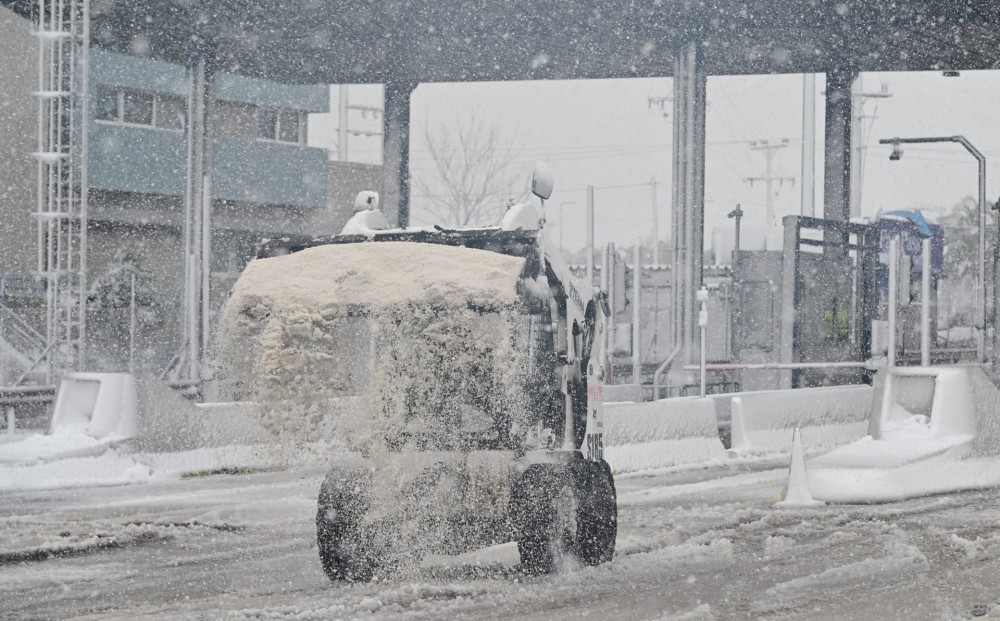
<box><xmin>603</xmin><ymin>397</ymin><xmax>726</xmax><ymax>473</ymax></box>
<box><xmin>0</xmin><ymin>428</ymin><xmax>114</xmax><ymax>465</ymax></box>
<box><xmin>0</xmin><ymin>436</ymin><xmax>281</xmax><ymax>492</ymax></box>
<box><xmin>0</xmin><ymin>449</ymin><xmax>162</xmax><ymax>491</ymax></box>
<box><xmin>729</xmin><ymin>384</ymin><xmax>873</xmax><ymax>454</ymax></box>
<box><xmin>215</xmin><ymin>241</ymin><xmax>532</xmax><ymax>452</ymax></box>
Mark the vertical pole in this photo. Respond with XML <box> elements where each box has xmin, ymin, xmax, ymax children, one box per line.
<box><xmin>586</xmin><ymin>186</ymin><xmax>595</xmax><ymax>286</ymax></box>
<box><xmin>200</xmin><ymin>68</ymin><xmax>215</xmax><ymax>373</ymax></box>
<box><xmin>888</xmin><ymin>237</ymin><xmax>898</xmax><ymax>368</ymax></box>
<box><xmin>800</xmin><ymin>73</ymin><xmax>816</xmax><ymax>217</ymax></box>
<box><xmin>184</xmin><ymin>55</ymin><xmax>206</xmax><ymax>382</ymax></box>
<box><xmin>684</xmin><ymin>39</ymin><xmax>707</xmax><ymax>368</ymax></box>
<box><xmin>698</xmin><ymin>287</ymin><xmax>708</xmax><ymax>398</ymax></box>
<box><xmin>921</xmin><ymin>238</ymin><xmax>931</xmax><ymax>367</ymax></box>
<box><xmin>78</xmin><ymin>0</ymin><xmax>90</xmax><ymax>372</ymax></box>
<box><xmin>5</xmin><ymin>407</ymin><xmax>13</xmax><ymax>435</ymax></box>
<box><xmin>187</xmin><ymin>254</ymin><xmax>197</xmax><ymax>379</ymax></box>
<box><xmin>823</xmin><ymin>69</ymin><xmax>854</xmax><ymax>249</ymax></box>
<box><xmin>601</xmin><ymin>244</ymin><xmax>610</xmax><ymax>380</ymax></box>
<box><xmin>382</xmin><ymin>81</ymin><xmax>415</xmax><ymax>227</ymax></box>
<box><xmin>849</xmin><ymin>77</ymin><xmax>863</xmax><ymax>219</ymax></box>
<box><xmin>977</xmin><ymin>154</ymin><xmax>987</xmax><ymax>363</ymax></box>
<box><xmin>337</xmin><ymin>84</ymin><xmax>349</xmax><ymax>162</ymax></box>
<box><xmin>129</xmin><ymin>272</ymin><xmax>136</xmax><ymax>373</ymax></box>
<box><xmin>650</xmin><ymin>175</ymin><xmax>659</xmax><ymax>265</ymax></box>
<box><xmin>632</xmin><ymin>244</ymin><xmax>641</xmax><ymax>386</ymax></box>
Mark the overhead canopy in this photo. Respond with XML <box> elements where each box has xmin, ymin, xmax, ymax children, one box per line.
<box><xmin>5</xmin><ymin>0</ymin><xmax>1000</xmax><ymax>84</ymax></box>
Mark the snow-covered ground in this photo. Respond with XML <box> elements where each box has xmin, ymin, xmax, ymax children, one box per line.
<box><xmin>3</xmin><ymin>455</ymin><xmax>1000</xmax><ymax>620</ymax></box>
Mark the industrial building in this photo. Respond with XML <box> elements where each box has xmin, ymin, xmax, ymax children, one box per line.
<box><xmin>0</xmin><ymin>5</ymin><xmax>380</xmax><ymax>389</ymax></box>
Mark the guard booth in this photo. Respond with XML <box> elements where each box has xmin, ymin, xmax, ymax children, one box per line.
<box><xmin>731</xmin><ymin>216</ymin><xmax>880</xmax><ymax>390</ymax></box>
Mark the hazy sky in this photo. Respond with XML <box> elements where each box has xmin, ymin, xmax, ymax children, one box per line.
<box><xmin>310</xmin><ymin>70</ymin><xmax>1000</xmax><ymax>253</ymax></box>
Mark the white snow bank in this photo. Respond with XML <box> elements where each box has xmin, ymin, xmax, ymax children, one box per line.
<box><xmin>730</xmin><ymin>384</ymin><xmax>873</xmax><ymax>454</ymax></box>
<box><xmin>0</xmin><ymin>449</ymin><xmax>163</xmax><ymax>491</ymax></box>
<box><xmin>0</xmin><ymin>432</ymin><xmax>281</xmax><ymax>492</ymax></box>
<box><xmin>0</xmin><ymin>429</ymin><xmax>115</xmax><ymax>465</ymax></box>
<box><xmin>603</xmin><ymin>397</ymin><xmax>726</xmax><ymax>473</ymax></box>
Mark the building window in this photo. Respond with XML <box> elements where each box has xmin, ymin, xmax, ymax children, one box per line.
<box><xmin>258</xmin><ymin>107</ymin><xmax>304</xmax><ymax>144</ymax></box>
<box><xmin>278</xmin><ymin>109</ymin><xmax>301</xmax><ymax>143</ymax></box>
<box><xmin>155</xmin><ymin>94</ymin><xmax>186</xmax><ymax>130</ymax></box>
<box><xmin>95</xmin><ymin>87</ymin><xmax>118</xmax><ymax>121</ymax></box>
<box><xmin>257</xmin><ymin>108</ymin><xmax>278</xmax><ymax>140</ymax></box>
<box><xmin>122</xmin><ymin>90</ymin><xmax>154</xmax><ymax>125</ymax></box>
<box><xmin>94</xmin><ymin>87</ymin><xmax>185</xmax><ymax>131</ymax></box>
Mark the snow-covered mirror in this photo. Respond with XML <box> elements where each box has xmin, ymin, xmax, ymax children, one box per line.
<box><xmin>530</xmin><ymin>160</ymin><xmax>554</xmax><ymax>200</ymax></box>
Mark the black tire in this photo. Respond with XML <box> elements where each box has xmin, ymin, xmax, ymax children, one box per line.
<box><xmin>575</xmin><ymin>459</ymin><xmax>617</xmax><ymax>566</ymax></box>
<box><xmin>511</xmin><ymin>459</ymin><xmax>617</xmax><ymax>574</ymax></box>
<box><xmin>316</xmin><ymin>469</ymin><xmax>375</xmax><ymax>582</ymax></box>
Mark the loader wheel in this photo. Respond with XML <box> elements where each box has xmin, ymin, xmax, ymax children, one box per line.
<box><xmin>316</xmin><ymin>469</ymin><xmax>375</xmax><ymax>582</ymax></box>
<box><xmin>575</xmin><ymin>459</ymin><xmax>617</xmax><ymax>566</ymax></box>
<box><xmin>511</xmin><ymin>460</ymin><xmax>617</xmax><ymax>574</ymax></box>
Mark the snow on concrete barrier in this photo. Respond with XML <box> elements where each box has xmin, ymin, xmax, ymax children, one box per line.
<box><xmin>603</xmin><ymin>397</ymin><xmax>726</xmax><ymax>473</ymax></box>
<box><xmin>808</xmin><ymin>366</ymin><xmax>1000</xmax><ymax>503</ymax></box>
<box><xmin>50</xmin><ymin>373</ymin><xmax>138</xmax><ymax>440</ymax></box>
<box><xmin>729</xmin><ymin>385</ymin><xmax>873</xmax><ymax>454</ymax></box>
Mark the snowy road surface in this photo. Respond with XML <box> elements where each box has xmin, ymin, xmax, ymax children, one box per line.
<box><xmin>2</xmin><ymin>461</ymin><xmax>1000</xmax><ymax>620</ymax></box>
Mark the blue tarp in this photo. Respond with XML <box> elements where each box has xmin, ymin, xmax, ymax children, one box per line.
<box><xmin>876</xmin><ymin>212</ymin><xmax>945</xmax><ymax>277</ymax></box>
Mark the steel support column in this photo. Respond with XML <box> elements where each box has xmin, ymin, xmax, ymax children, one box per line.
<box><xmin>179</xmin><ymin>49</ymin><xmax>215</xmax><ymax>383</ymax></box>
<box><xmin>382</xmin><ymin>81</ymin><xmax>416</xmax><ymax>228</ymax></box>
<box><xmin>653</xmin><ymin>38</ymin><xmax>706</xmax><ymax>397</ymax></box>
<box><xmin>823</xmin><ymin>69</ymin><xmax>855</xmax><ymax>228</ymax></box>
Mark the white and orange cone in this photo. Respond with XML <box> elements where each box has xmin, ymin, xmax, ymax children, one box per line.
<box><xmin>776</xmin><ymin>428</ymin><xmax>825</xmax><ymax>508</ymax></box>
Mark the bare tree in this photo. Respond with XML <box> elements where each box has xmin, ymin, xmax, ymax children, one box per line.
<box><xmin>414</xmin><ymin>113</ymin><xmax>522</xmax><ymax>227</ymax></box>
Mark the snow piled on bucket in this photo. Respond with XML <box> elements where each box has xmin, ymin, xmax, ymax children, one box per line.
<box><xmin>215</xmin><ymin>241</ymin><xmax>534</xmax><ymax>450</ymax></box>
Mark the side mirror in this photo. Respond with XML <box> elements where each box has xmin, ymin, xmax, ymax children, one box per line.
<box><xmin>531</xmin><ymin>161</ymin><xmax>554</xmax><ymax>200</ymax></box>
<box><xmin>353</xmin><ymin>191</ymin><xmax>380</xmax><ymax>213</ymax></box>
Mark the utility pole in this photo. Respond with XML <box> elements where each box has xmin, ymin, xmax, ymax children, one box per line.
<box><xmin>650</xmin><ymin>175</ymin><xmax>659</xmax><ymax>265</ymax></box>
<box><xmin>850</xmin><ymin>78</ymin><xmax>892</xmax><ymax>218</ymax></box>
<box><xmin>745</xmin><ymin>139</ymin><xmax>795</xmax><ymax>226</ymax></box>
<box><xmin>336</xmin><ymin>85</ymin><xmax>384</xmax><ymax>162</ymax></box>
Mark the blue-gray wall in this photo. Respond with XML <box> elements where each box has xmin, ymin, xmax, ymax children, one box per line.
<box><xmin>87</xmin><ymin>49</ymin><xmax>329</xmax><ymax>209</ymax></box>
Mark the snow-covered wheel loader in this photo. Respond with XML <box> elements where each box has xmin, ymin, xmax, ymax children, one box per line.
<box><xmin>217</xmin><ymin>165</ymin><xmax>616</xmax><ymax>578</ymax></box>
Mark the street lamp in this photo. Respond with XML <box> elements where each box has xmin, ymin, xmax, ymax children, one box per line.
<box><xmin>879</xmin><ymin>135</ymin><xmax>987</xmax><ymax>363</ymax></box>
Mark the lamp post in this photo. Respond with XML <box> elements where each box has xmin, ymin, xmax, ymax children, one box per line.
<box><xmin>879</xmin><ymin>135</ymin><xmax>987</xmax><ymax>363</ymax></box>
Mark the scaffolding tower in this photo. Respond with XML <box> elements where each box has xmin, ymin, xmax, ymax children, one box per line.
<box><xmin>32</xmin><ymin>0</ymin><xmax>90</xmax><ymax>384</ymax></box>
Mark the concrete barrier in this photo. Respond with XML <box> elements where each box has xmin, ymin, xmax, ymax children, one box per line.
<box><xmin>808</xmin><ymin>366</ymin><xmax>1000</xmax><ymax>503</ymax></box>
<box><xmin>50</xmin><ymin>373</ymin><xmax>138</xmax><ymax>440</ymax></box>
<box><xmin>603</xmin><ymin>397</ymin><xmax>727</xmax><ymax>473</ymax></box>
<box><xmin>729</xmin><ymin>385</ymin><xmax>873</xmax><ymax>454</ymax></box>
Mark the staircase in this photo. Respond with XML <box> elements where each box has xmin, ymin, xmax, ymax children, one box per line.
<box><xmin>0</xmin><ymin>300</ymin><xmax>49</xmax><ymax>385</ymax></box>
